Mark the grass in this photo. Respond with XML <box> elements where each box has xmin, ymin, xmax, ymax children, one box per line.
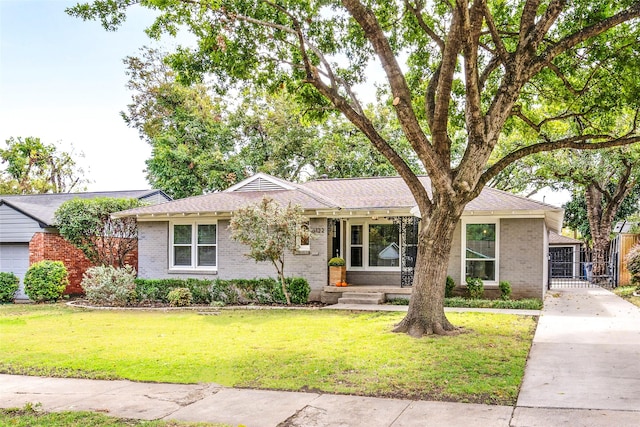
<box><xmin>613</xmin><ymin>286</ymin><xmax>640</xmax><ymax>308</ymax></box>
<box><xmin>0</xmin><ymin>304</ymin><xmax>537</xmax><ymax>405</ymax></box>
<box><xmin>0</xmin><ymin>404</ymin><xmax>227</xmax><ymax>427</ymax></box>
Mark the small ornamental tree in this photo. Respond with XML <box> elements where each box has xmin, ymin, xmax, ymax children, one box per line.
<box><xmin>55</xmin><ymin>197</ymin><xmax>145</xmax><ymax>267</ymax></box>
<box><xmin>229</xmin><ymin>197</ymin><xmax>311</xmax><ymax>305</ymax></box>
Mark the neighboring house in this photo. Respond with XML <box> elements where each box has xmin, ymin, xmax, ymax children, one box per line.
<box><xmin>114</xmin><ymin>173</ymin><xmax>563</xmax><ymax>302</ymax></box>
<box><xmin>0</xmin><ymin>190</ymin><xmax>171</xmax><ymax>299</ymax></box>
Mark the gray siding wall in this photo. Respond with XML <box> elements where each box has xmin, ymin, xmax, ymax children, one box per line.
<box><xmin>499</xmin><ymin>218</ymin><xmax>545</xmax><ymax>299</ymax></box>
<box><xmin>137</xmin><ymin>218</ymin><xmax>329</xmax><ymax>300</ymax></box>
<box><xmin>0</xmin><ymin>204</ymin><xmax>42</xmax><ymax>243</ymax></box>
<box><xmin>140</xmin><ymin>192</ymin><xmax>171</xmax><ymax>205</ymax></box>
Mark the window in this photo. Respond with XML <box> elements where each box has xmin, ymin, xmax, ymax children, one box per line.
<box><xmin>297</xmin><ymin>221</ymin><xmax>310</xmax><ymax>252</ymax></box>
<box><xmin>348</xmin><ymin>221</ymin><xmax>401</xmax><ymax>270</ymax></box>
<box><xmin>464</xmin><ymin>221</ymin><xmax>497</xmax><ymax>281</ymax></box>
<box><xmin>170</xmin><ymin>222</ymin><xmax>217</xmax><ymax>270</ymax></box>
<box><xmin>368</xmin><ymin>224</ymin><xmax>399</xmax><ymax>267</ymax></box>
<box><xmin>350</xmin><ymin>225</ymin><xmax>363</xmax><ymax>267</ymax></box>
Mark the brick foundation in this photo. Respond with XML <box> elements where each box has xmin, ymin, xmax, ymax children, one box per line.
<box><xmin>29</xmin><ymin>232</ymin><xmax>138</xmax><ymax>295</ymax></box>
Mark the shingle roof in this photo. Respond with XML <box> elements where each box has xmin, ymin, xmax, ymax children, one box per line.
<box><xmin>549</xmin><ymin>231</ymin><xmax>582</xmax><ymax>245</ymax></box>
<box><xmin>0</xmin><ymin>190</ymin><xmax>168</xmax><ymax>226</ymax></box>
<box><xmin>114</xmin><ymin>174</ymin><xmax>563</xmax><ymax>233</ymax></box>
<box><xmin>117</xmin><ymin>189</ymin><xmax>337</xmax><ymax>217</ymax></box>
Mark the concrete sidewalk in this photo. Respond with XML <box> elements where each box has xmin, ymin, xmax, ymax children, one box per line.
<box><xmin>1</xmin><ymin>288</ymin><xmax>639</xmax><ymax>426</ymax></box>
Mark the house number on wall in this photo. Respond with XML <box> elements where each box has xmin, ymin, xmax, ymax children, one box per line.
<box><xmin>310</xmin><ymin>227</ymin><xmax>325</xmax><ymax>234</ymax></box>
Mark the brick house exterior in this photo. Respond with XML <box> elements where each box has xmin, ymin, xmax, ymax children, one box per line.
<box><xmin>0</xmin><ymin>190</ymin><xmax>170</xmax><ymax>299</ymax></box>
<box><xmin>115</xmin><ymin>174</ymin><xmax>564</xmax><ymax>301</ymax></box>
<box><xmin>29</xmin><ymin>232</ymin><xmax>138</xmax><ymax>295</ymax></box>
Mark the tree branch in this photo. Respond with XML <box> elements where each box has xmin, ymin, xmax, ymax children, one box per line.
<box><xmin>480</xmin><ymin>134</ymin><xmax>640</xmax><ymax>187</ymax></box>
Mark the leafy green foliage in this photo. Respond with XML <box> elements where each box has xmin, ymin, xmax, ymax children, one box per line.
<box><xmin>445</xmin><ymin>276</ymin><xmax>456</xmax><ymax>298</ymax></box>
<box><xmin>328</xmin><ymin>257</ymin><xmax>346</xmax><ymax>266</ymax></box>
<box><xmin>0</xmin><ymin>137</ymin><xmax>88</xmax><ymax>194</ymax></box>
<box><xmin>625</xmin><ymin>244</ymin><xmax>640</xmax><ymax>286</ymax></box>
<box><xmin>229</xmin><ymin>197</ymin><xmax>311</xmax><ymax>304</ymax></box>
<box><xmin>23</xmin><ymin>261</ymin><xmax>68</xmax><ymax>302</ymax></box>
<box><xmin>55</xmin><ymin>197</ymin><xmax>144</xmax><ymax>267</ymax></box>
<box><xmin>564</xmin><ymin>183</ymin><xmax>640</xmax><ymax>242</ymax></box>
<box><xmin>444</xmin><ymin>298</ymin><xmax>543</xmax><ymax>310</ymax></box>
<box><xmin>466</xmin><ymin>277</ymin><xmax>485</xmax><ymax>300</ymax></box>
<box><xmin>81</xmin><ymin>265</ymin><xmax>137</xmax><ymax>306</ymax></box>
<box><xmin>167</xmin><ymin>287</ymin><xmax>193</xmax><ymax>307</ymax></box>
<box><xmin>0</xmin><ymin>272</ymin><xmax>19</xmax><ymax>303</ymax></box>
<box><xmin>286</xmin><ymin>277</ymin><xmax>311</xmax><ymax>304</ymax></box>
<box><xmin>499</xmin><ymin>281</ymin><xmax>512</xmax><ymax>301</ymax></box>
<box><xmin>133</xmin><ymin>277</ymin><xmax>309</xmax><ymax>305</ymax></box>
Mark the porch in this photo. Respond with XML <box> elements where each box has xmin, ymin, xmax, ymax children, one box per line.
<box><xmin>321</xmin><ymin>284</ymin><xmax>412</xmax><ymax>305</ymax></box>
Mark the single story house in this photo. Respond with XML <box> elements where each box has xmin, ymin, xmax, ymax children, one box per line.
<box><xmin>0</xmin><ymin>190</ymin><xmax>170</xmax><ymax>299</ymax></box>
<box><xmin>114</xmin><ymin>173</ymin><xmax>563</xmax><ymax>302</ymax></box>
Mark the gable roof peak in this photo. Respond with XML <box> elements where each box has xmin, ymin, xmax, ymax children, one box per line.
<box><xmin>224</xmin><ymin>173</ymin><xmax>297</xmax><ymax>193</ymax></box>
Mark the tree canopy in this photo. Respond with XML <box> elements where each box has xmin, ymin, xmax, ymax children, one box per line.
<box><xmin>55</xmin><ymin>197</ymin><xmax>144</xmax><ymax>267</ymax></box>
<box><xmin>0</xmin><ymin>137</ymin><xmax>89</xmax><ymax>194</ymax></box>
<box><xmin>121</xmin><ymin>47</ymin><xmax>422</xmax><ymax>198</ymax></box>
<box><xmin>69</xmin><ymin>0</ymin><xmax>640</xmax><ymax>336</ymax></box>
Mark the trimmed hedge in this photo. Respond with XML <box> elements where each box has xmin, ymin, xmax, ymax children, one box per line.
<box><xmin>0</xmin><ymin>272</ymin><xmax>20</xmax><ymax>303</ymax></box>
<box><xmin>133</xmin><ymin>277</ymin><xmax>311</xmax><ymax>305</ymax></box>
<box><xmin>24</xmin><ymin>260</ymin><xmax>68</xmax><ymax>302</ymax></box>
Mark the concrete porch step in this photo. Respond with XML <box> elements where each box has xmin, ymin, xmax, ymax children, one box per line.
<box><xmin>337</xmin><ymin>292</ymin><xmax>385</xmax><ymax>305</ymax></box>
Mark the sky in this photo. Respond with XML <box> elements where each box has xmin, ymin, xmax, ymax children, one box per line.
<box><xmin>0</xmin><ymin>0</ymin><xmax>569</xmax><ymax>206</ymax></box>
<box><xmin>0</xmin><ymin>0</ymin><xmax>166</xmax><ymax>191</ymax></box>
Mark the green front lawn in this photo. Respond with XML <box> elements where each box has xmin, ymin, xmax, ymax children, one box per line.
<box><xmin>0</xmin><ymin>405</ymin><xmax>226</xmax><ymax>427</ymax></box>
<box><xmin>613</xmin><ymin>286</ymin><xmax>640</xmax><ymax>308</ymax></box>
<box><xmin>0</xmin><ymin>304</ymin><xmax>536</xmax><ymax>405</ymax></box>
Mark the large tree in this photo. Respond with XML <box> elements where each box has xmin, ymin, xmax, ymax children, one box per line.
<box><xmin>123</xmin><ymin>47</ymin><xmax>421</xmax><ymax>195</ymax></box>
<box><xmin>0</xmin><ymin>137</ymin><xmax>88</xmax><ymax>194</ymax></box>
<box><xmin>70</xmin><ymin>1</ymin><xmax>640</xmax><ymax>336</ymax></box>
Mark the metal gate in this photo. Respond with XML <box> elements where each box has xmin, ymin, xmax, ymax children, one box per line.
<box><xmin>548</xmin><ymin>246</ymin><xmax>615</xmax><ymax>289</ymax></box>
<box><xmin>391</xmin><ymin>216</ymin><xmax>420</xmax><ymax>287</ymax></box>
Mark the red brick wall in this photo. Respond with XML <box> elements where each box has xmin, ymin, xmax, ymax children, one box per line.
<box><xmin>29</xmin><ymin>232</ymin><xmax>138</xmax><ymax>295</ymax></box>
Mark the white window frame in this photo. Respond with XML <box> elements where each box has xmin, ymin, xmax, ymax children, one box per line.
<box><xmin>461</xmin><ymin>217</ymin><xmax>499</xmax><ymax>284</ymax></box>
<box><xmin>296</xmin><ymin>221</ymin><xmax>311</xmax><ymax>252</ymax></box>
<box><xmin>169</xmin><ymin>220</ymin><xmax>218</xmax><ymax>271</ymax></box>
<box><xmin>347</xmin><ymin>220</ymin><xmax>401</xmax><ymax>272</ymax></box>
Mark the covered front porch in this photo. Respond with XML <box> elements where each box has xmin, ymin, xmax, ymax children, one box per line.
<box><xmin>325</xmin><ymin>215</ymin><xmax>420</xmax><ymax>294</ymax></box>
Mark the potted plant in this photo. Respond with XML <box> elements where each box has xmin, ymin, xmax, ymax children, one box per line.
<box><xmin>328</xmin><ymin>257</ymin><xmax>346</xmax><ymax>286</ymax></box>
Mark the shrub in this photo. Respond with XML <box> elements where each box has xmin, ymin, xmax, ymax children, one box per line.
<box><xmin>466</xmin><ymin>277</ymin><xmax>484</xmax><ymax>299</ymax></box>
<box><xmin>82</xmin><ymin>265</ymin><xmax>137</xmax><ymax>306</ymax></box>
<box><xmin>445</xmin><ymin>276</ymin><xmax>456</xmax><ymax>298</ymax></box>
<box><xmin>167</xmin><ymin>287</ymin><xmax>193</xmax><ymax>307</ymax></box>
<box><xmin>287</xmin><ymin>277</ymin><xmax>310</xmax><ymax>304</ymax></box>
<box><xmin>23</xmin><ymin>260</ymin><xmax>68</xmax><ymax>302</ymax></box>
<box><xmin>185</xmin><ymin>278</ymin><xmax>213</xmax><ymax>304</ymax></box>
<box><xmin>499</xmin><ymin>281</ymin><xmax>512</xmax><ymax>300</ymax></box>
<box><xmin>134</xmin><ymin>279</ymin><xmax>185</xmax><ymax>303</ymax></box>
<box><xmin>328</xmin><ymin>257</ymin><xmax>346</xmax><ymax>266</ymax></box>
<box><xmin>625</xmin><ymin>243</ymin><xmax>640</xmax><ymax>287</ymax></box>
<box><xmin>0</xmin><ymin>272</ymin><xmax>20</xmax><ymax>303</ymax></box>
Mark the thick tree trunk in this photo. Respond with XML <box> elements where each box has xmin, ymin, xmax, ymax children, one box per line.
<box><xmin>584</xmin><ymin>185</ymin><xmax>613</xmax><ymax>281</ymax></box>
<box><xmin>393</xmin><ymin>203</ymin><xmax>464</xmax><ymax>337</ymax></box>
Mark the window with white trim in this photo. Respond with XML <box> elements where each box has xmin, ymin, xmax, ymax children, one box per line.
<box><xmin>170</xmin><ymin>221</ymin><xmax>217</xmax><ymax>270</ymax></box>
<box><xmin>463</xmin><ymin>221</ymin><xmax>498</xmax><ymax>282</ymax></box>
<box><xmin>297</xmin><ymin>221</ymin><xmax>310</xmax><ymax>252</ymax></box>
<box><xmin>348</xmin><ymin>221</ymin><xmax>400</xmax><ymax>270</ymax></box>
